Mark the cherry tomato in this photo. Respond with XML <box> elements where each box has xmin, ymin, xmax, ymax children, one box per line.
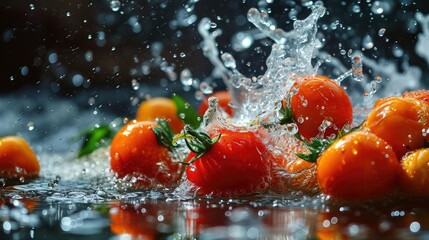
<box><xmin>185</xmin><ymin>129</ymin><xmax>271</xmax><ymax>196</ymax></box>
<box><xmin>136</xmin><ymin>97</ymin><xmax>184</xmax><ymax>133</ymax></box>
<box><xmin>364</xmin><ymin>96</ymin><xmax>429</xmax><ymax>158</ymax></box>
<box><xmin>317</xmin><ymin>130</ymin><xmax>399</xmax><ymax>201</ymax></box>
<box><xmin>269</xmin><ymin>141</ymin><xmax>318</xmax><ymax>194</ymax></box>
<box><xmin>399</xmin><ymin>148</ymin><xmax>429</xmax><ymax>197</ymax></box>
<box><xmin>402</xmin><ymin>89</ymin><xmax>429</xmax><ymax>103</ymax></box>
<box><xmin>0</xmin><ymin>136</ymin><xmax>40</xmax><ymax>179</ymax></box>
<box><xmin>110</xmin><ymin>121</ymin><xmax>180</xmax><ymax>187</ymax></box>
<box><xmin>198</xmin><ymin>90</ymin><xmax>233</xmax><ymax>116</ymax></box>
<box><xmin>288</xmin><ymin>75</ymin><xmax>353</xmax><ymax>140</ymax></box>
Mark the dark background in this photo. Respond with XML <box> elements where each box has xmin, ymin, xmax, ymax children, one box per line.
<box><xmin>1</xmin><ymin>0</ymin><xmax>428</xmax><ymax>93</ymax></box>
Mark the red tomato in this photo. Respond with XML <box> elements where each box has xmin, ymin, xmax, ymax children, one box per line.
<box><xmin>110</xmin><ymin>121</ymin><xmax>180</xmax><ymax>187</ymax></box>
<box><xmin>402</xmin><ymin>89</ymin><xmax>429</xmax><ymax>103</ymax></box>
<box><xmin>317</xmin><ymin>130</ymin><xmax>399</xmax><ymax>201</ymax></box>
<box><xmin>0</xmin><ymin>136</ymin><xmax>40</xmax><ymax>179</ymax></box>
<box><xmin>198</xmin><ymin>90</ymin><xmax>233</xmax><ymax>116</ymax></box>
<box><xmin>185</xmin><ymin>129</ymin><xmax>271</xmax><ymax>196</ymax></box>
<box><xmin>364</xmin><ymin>96</ymin><xmax>429</xmax><ymax>158</ymax></box>
<box><xmin>399</xmin><ymin>148</ymin><xmax>429</xmax><ymax>197</ymax></box>
<box><xmin>287</xmin><ymin>75</ymin><xmax>353</xmax><ymax>141</ymax></box>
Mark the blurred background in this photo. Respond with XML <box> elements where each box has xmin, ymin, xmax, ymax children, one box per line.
<box><xmin>0</xmin><ymin>0</ymin><xmax>428</xmax><ymax>152</ymax></box>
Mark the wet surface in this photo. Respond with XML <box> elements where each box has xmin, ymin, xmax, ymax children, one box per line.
<box><xmin>1</xmin><ymin>183</ymin><xmax>429</xmax><ymax>240</ymax></box>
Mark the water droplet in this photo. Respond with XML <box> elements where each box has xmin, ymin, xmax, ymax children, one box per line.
<box><xmin>221</xmin><ymin>53</ymin><xmax>237</xmax><ymax>69</ymax></box>
<box><xmin>410</xmin><ymin>222</ymin><xmax>420</xmax><ymax>233</ymax></box>
<box><xmin>199</xmin><ymin>82</ymin><xmax>213</xmax><ymax>94</ymax></box>
<box><xmin>351</xmin><ymin>55</ymin><xmax>364</xmax><ymax>82</ymax></box>
<box><xmin>286</xmin><ymin>123</ymin><xmax>298</xmax><ymax>135</ymax></box>
<box><xmin>85</xmin><ymin>51</ymin><xmax>93</xmax><ymax>62</ymax></box>
<box><xmin>374</xmin><ymin>76</ymin><xmax>382</xmax><ymax>83</ymax></box>
<box><xmin>72</xmin><ymin>74</ymin><xmax>84</xmax><ymax>87</ymax></box>
<box><xmin>180</xmin><ymin>68</ymin><xmax>193</xmax><ymax>86</ymax></box>
<box><xmin>27</xmin><ymin>122</ymin><xmax>35</xmax><ymax>131</ymax></box>
<box><xmin>352</xmin><ymin>5</ymin><xmax>360</xmax><ymax>13</ymax></box>
<box><xmin>131</xmin><ymin>79</ymin><xmax>140</xmax><ymax>90</ymax></box>
<box><xmin>110</xmin><ymin>0</ymin><xmax>121</xmax><ymax>12</ymax></box>
<box><xmin>378</xmin><ymin>28</ymin><xmax>386</xmax><ymax>37</ymax></box>
<box><xmin>20</xmin><ymin>66</ymin><xmax>29</xmax><ymax>76</ymax></box>
<box><xmin>362</xmin><ymin>35</ymin><xmax>374</xmax><ymax>49</ymax></box>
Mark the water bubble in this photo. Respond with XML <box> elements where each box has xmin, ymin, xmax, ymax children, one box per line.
<box><xmin>110</xmin><ymin>0</ymin><xmax>121</xmax><ymax>12</ymax></box>
<box><xmin>66</xmin><ymin>12</ymin><xmax>71</xmax><ymax>17</ymax></box>
<box><xmin>378</xmin><ymin>28</ymin><xmax>386</xmax><ymax>37</ymax></box>
<box><xmin>180</xmin><ymin>68</ymin><xmax>193</xmax><ymax>86</ymax></box>
<box><xmin>29</xmin><ymin>4</ymin><xmax>35</xmax><ymax>10</ymax></box>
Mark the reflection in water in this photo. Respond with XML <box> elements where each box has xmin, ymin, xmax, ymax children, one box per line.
<box><xmin>1</xmin><ymin>194</ymin><xmax>429</xmax><ymax>239</ymax></box>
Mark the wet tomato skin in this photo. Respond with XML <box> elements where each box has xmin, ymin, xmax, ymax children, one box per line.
<box><xmin>289</xmin><ymin>75</ymin><xmax>353</xmax><ymax>140</ymax></box>
<box><xmin>198</xmin><ymin>90</ymin><xmax>233</xmax><ymax>116</ymax></box>
<box><xmin>399</xmin><ymin>148</ymin><xmax>429</xmax><ymax>197</ymax></box>
<box><xmin>110</xmin><ymin>121</ymin><xmax>180</xmax><ymax>186</ymax></box>
<box><xmin>0</xmin><ymin>136</ymin><xmax>40</xmax><ymax>179</ymax></box>
<box><xmin>402</xmin><ymin>89</ymin><xmax>429</xmax><ymax>103</ymax></box>
<box><xmin>364</xmin><ymin>96</ymin><xmax>429</xmax><ymax>158</ymax></box>
<box><xmin>186</xmin><ymin>129</ymin><xmax>271</xmax><ymax>196</ymax></box>
<box><xmin>317</xmin><ymin>130</ymin><xmax>399</xmax><ymax>201</ymax></box>
<box><xmin>136</xmin><ymin>97</ymin><xmax>184</xmax><ymax>133</ymax></box>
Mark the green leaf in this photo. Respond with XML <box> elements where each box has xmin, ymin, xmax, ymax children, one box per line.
<box><xmin>279</xmin><ymin>104</ymin><xmax>293</xmax><ymax>125</ymax></box>
<box><xmin>176</xmin><ymin>125</ymin><xmax>221</xmax><ymax>165</ymax></box>
<box><xmin>78</xmin><ymin>125</ymin><xmax>115</xmax><ymax>158</ymax></box>
<box><xmin>296</xmin><ymin>124</ymin><xmax>363</xmax><ymax>163</ymax></box>
<box><xmin>172</xmin><ymin>95</ymin><xmax>202</xmax><ymax>129</ymax></box>
<box><xmin>152</xmin><ymin>119</ymin><xmax>176</xmax><ymax>152</ymax></box>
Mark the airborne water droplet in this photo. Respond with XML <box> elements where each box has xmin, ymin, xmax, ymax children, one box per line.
<box><xmin>221</xmin><ymin>53</ymin><xmax>237</xmax><ymax>69</ymax></box>
<box><xmin>131</xmin><ymin>79</ymin><xmax>140</xmax><ymax>90</ymax></box>
<box><xmin>199</xmin><ymin>82</ymin><xmax>213</xmax><ymax>94</ymax></box>
<box><xmin>180</xmin><ymin>68</ymin><xmax>193</xmax><ymax>86</ymax></box>
<box><xmin>378</xmin><ymin>28</ymin><xmax>386</xmax><ymax>37</ymax></box>
<box><xmin>351</xmin><ymin>55</ymin><xmax>364</xmax><ymax>82</ymax></box>
<box><xmin>110</xmin><ymin>0</ymin><xmax>121</xmax><ymax>12</ymax></box>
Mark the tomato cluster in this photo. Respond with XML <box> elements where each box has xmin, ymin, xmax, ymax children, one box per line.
<box><xmin>4</xmin><ymin>75</ymin><xmax>429</xmax><ymax>202</ymax></box>
<box><xmin>106</xmin><ymin>79</ymin><xmax>429</xmax><ymax>199</ymax></box>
